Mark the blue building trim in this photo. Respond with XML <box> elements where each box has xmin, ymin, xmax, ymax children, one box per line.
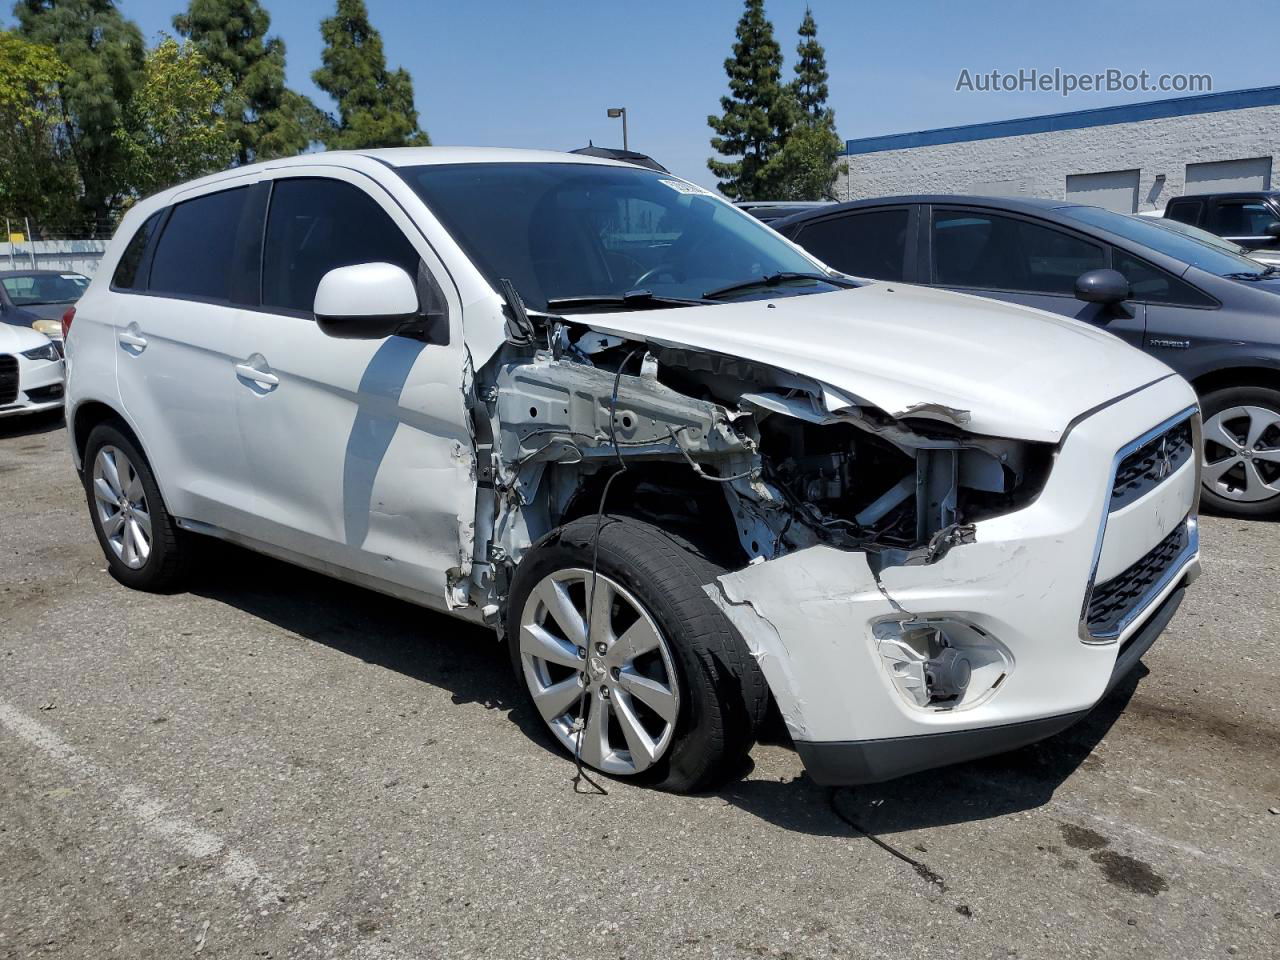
<box><xmin>845</xmin><ymin>85</ymin><xmax>1280</xmax><ymax>156</ymax></box>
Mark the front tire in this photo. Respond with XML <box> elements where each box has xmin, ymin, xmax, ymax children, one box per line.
<box><xmin>1199</xmin><ymin>385</ymin><xmax>1280</xmax><ymax>519</ymax></box>
<box><xmin>83</xmin><ymin>423</ymin><xmax>190</xmax><ymax>591</ymax></box>
<box><xmin>507</xmin><ymin>515</ymin><xmax>767</xmax><ymax>793</ymax></box>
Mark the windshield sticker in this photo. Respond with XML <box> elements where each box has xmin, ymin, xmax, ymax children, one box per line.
<box><xmin>659</xmin><ymin>179</ymin><xmax>713</xmax><ymax>197</ymax></box>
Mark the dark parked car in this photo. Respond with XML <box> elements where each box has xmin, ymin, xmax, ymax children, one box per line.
<box><xmin>0</xmin><ymin>269</ymin><xmax>89</xmax><ymax>354</ymax></box>
<box><xmin>774</xmin><ymin>195</ymin><xmax>1280</xmax><ymax>518</ymax></box>
<box><xmin>1164</xmin><ymin>191</ymin><xmax>1280</xmax><ymax>253</ymax></box>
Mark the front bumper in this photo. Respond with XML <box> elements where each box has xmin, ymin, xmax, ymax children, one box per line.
<box><xmin>705</xmin><ymin>375</ymin><xmax>1201</xmax><ymax>785</ymax></box>
<box><xmin>0</xmin><ymin>354</ymin><xmax>65</xmax><ymax>419</ymax></box>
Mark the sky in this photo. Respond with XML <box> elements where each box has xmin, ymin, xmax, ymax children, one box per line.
<box><xmin>6</xmin><ymin>0</ymin><xmax>1278</xmax><ymax>190</ymax></box>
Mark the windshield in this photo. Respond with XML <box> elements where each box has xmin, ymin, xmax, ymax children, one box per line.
<box><xmin>1</xmin><ymin>273</ymin><xmax>88</xmax><ymax>305</ymax></box>
<box><xmin>1139</xmin><ymin>215</ymin><xmax>1251</xmax><ymax>256</ymax></box>
<box><xmin>1063</xmin><ymin>206</ymin><xmax>1267</xmax><ymax>277</ymax></box>
<box><xmin>399</xmin><ymin>162</ymin><xmax>838</xmax><ymax>310</ymax></box>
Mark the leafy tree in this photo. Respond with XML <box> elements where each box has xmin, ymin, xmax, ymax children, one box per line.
<box><xmin>312</xmin><ymin>0</ymin><xmax>430</xmax><ymax>150</ymax></box>
<box><xmin>706</xmin><ymin>0</ymin><xmax>795</xmax><ymax>200</ymax></box>
<box><xmin>792</xmin><ymin>7</ymin><xmax>829</xmax><ymax>120</ymax></box>
<box><xmin>0</xmin><ymin>30</ymin><xmax>79</xmax><ymax>227</ymax></box>
<box><xmin>16</xmin><ymin>0</ymin><xmax>145</xmax><ymax>223</ymax></box>
<box><xmin>761</xmin><ymin>7</ymin><xmax>844</xmax><ymax>200</ymax></box>
<box><xmin>116</xmin><ymin>37</ymin><xmax>235</xmax><ymax>196</ymax></box>
<box><xmin>173</xmin><ymin>0</ymin><xmax>325</xmax><ymax>163</ymax></box>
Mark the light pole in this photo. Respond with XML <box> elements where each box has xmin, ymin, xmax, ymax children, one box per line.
<box><xmin>607</xmin><ymin>107</ymin><xmax>628</xmax><ymax>151</ymax></box>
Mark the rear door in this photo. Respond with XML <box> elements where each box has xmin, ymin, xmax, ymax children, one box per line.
<box><xmin>924</xmin><ymin>205</ymin><xmax>1147</xmax><ymax>349</ymax></box>
<box><xmin>111</xmin><ymin>178</ymin><xmax>265</xmax><ymax>531</ymax></box>
<box><xmin>232</xmin><ymin>169</ymin><xmax>473</xmax><ymax>603</ymax></box>
<box><xmin>784</xmin><ymin>206</ymin><xmax>919</xmax><ymax>282</ymax></box>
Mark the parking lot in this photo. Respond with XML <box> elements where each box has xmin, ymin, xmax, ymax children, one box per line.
<box><xmin>0</xmin><ymin>411</ymin><xmax>1277</xmax><ymax>960</ymax></box>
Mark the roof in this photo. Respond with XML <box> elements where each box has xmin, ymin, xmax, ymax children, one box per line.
<box><xmin>569</xmin><ymin>146</ymin><xmax>668</xmax><ymax>172</ymax></box>
<box><xmin>0</xmin><ymin>268</ymin><xmax>88</xmax><ymax>277</ymax></box>
<box><xmin>844</xmin><ymin>84</ymin><xmax>1280</xmax><ymax>156</ymax></box>
<box><xmin>773</xmin><ymin>195</ymin><xmax>1075</xmax><ymax>229</ymax></box>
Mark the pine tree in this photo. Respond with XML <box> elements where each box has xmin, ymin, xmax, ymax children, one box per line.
<box><xmin>706</xmin><ymin>0</ymin><xmax>794</xmax><ymax>200</ymax></box>
<box><xmin>16</xmin><ymin>0</ymin><xmax>145</xmax><ymax>224</ymax></box>
<box><xmin>174</xmin><ymin>0</ymin><xmax>325</xmax><ymax>164</ymax></box>
<box><xmin>312</xmin><ymin>0</ymin><xmax>429</xmax><ymax>150</ymax></box>
<box><xmin>792</xmin><ymin>7</ymin><xmax>829</xmax><ymax>120</ymax></box>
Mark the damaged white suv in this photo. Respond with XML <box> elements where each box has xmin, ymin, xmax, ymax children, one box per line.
<box><xmin>66</xmin><ymin>149</ymin><xmax>1201</xmax><ymax>791</ymax></box>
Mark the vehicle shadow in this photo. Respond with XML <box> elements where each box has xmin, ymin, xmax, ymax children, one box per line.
<box><xmin>0</xmin><ymin>408</ymin><xmax>65</xmax><ymax>439</ymax></box>
<box><xmin>716</xmin><ymin>668</ymin><xmax>1144</xmax><ymax>837</ymax></box>
<box><xmin>189</xmin><ymin>538</ymin><xmax>1142</xmax><ymax>833</ymax></box>
<box><xmin>187</xmin><ymin>540</ymin><xmax>560</xmax><ymax>754</ymax></box>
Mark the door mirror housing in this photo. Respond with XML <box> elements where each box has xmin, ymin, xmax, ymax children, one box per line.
<box><xmin>1074</xmin><ymin>268</ymin><xmax>1131</xmax><ymax>305</ymax></box>
<box><xmin>1265</xmin><ymin>221</ymin><xmax>1280</xmax><ymax>239</ymax></box>
<box><xmin>314</xmin><ymin>262</ymin><xmax>420</xmax><ymax>340</ymax></box>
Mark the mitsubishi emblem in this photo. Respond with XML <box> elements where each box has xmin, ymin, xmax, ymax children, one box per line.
<box><xmin>1155</xmin><ymin>437</ymin><xmax>1173</xmax><ymax>479</ymax></box>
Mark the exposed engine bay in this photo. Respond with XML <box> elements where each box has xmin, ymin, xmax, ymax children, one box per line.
<box><xmin>460</xmin><ymin>320</ymin><xmax>1052</xmax><ymax>616</ymax></box>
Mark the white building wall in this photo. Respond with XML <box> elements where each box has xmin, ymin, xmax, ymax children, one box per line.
<box><xmin>835</xmin><ymin>103</ymin><xmax>1280</xmax><ymax>212</ymax></box>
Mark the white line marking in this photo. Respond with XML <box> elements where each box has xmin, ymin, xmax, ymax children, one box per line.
<box><xmin>0</xmin><ymin>701</ymin><xmax>283</xmax><ymax>908</ymax></box>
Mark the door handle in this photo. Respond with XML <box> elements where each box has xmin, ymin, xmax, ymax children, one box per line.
<box><xmin>234</xmin><ymin>359</ymin><xmax>279</xmax><ymax>388</ymax></box>
<box><xmin>117</xmin><ymin>328</ymin><xmax>147</xmax><ymax>350</ymax></box>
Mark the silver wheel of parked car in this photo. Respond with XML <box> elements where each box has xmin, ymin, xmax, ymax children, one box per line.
<box><xmin>1202</xmin><ymin>404</ymin><xmax>1280</xmax><ymax>503</ymax></box>
<box><xmin>92</xmin><ymin>444</ymin><xmax>152</xmax><ymax>569</ymax></box>
<box><xmin>517</xmin><ymin>567</ymin><xmax>680</xmax><ymax>777</ymax></box>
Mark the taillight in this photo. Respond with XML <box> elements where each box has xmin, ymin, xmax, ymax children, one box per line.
<box><xmin>61</xmin><ymin>306</ymin><xmax>75</xmax><ymax>341</ymax></box>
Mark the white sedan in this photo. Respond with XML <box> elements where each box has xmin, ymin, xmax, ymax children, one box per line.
<box><xmin>0</xmin><ymin>322</ymin><xmax>65</xmax><ymax>418</ymax></box>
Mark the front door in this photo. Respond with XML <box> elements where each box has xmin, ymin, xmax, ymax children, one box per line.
<box><xmin>233</xmin><ymin>170</ymin><xmax>474</xmax><ymax>604</ymax></box>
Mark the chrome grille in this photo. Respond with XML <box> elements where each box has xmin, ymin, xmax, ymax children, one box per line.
<box><xmin>0</xmin><ymin>354</ymin><xmax>17</xmax><ymax>406</ymax></box>
<box><xmin>1086</xmin><ymin>519</ymin><xmax>1189</xmax><ymax>637</ymax></box>
<box><xmin>1111</xmin><ymin>419</ymin><xmax>1194</xmax><ymax>510</ymax></box>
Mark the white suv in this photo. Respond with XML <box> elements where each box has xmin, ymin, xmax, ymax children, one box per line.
<box><xmin>65</xmin><ymin>148</ymin><xmax>1201</xmax><ymax>791</ymax></box>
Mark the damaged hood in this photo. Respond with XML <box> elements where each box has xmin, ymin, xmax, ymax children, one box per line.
<box><xmin>583</xmin><ymin>282</ymin><xmax>1175</xmax><ymax>443</ymax></box>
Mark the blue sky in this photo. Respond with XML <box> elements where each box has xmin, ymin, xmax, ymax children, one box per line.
<box><xmin>8</xmin><ymin>1</ymin><xmax>1277</xmax><ymax>189</ymax></box>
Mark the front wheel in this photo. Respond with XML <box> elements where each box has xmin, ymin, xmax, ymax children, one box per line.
<box><xmin>1199</xmin><ymin>385</ymin><xmax>1280</xmax><ymax>518</ymax></box>
<box><xmin>506</xmin><ymin>515</ymin><xmax>767</xmax><ymax>792</ymax></box>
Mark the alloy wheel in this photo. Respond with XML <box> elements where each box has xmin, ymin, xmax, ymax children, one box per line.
<box><xmin>518</xmin><ymin>568</ymin><xmax>680</xmax><ymax>776</ymax></box>
<box><xmin>1202</xmin><ymin>404</ymin><xmax>1280</xmax><ymax>503</ymax></box>
<box><xmin>92</xmin><ymin>445</ymin><xmax>152</xmax><ymax>569</ymax></box>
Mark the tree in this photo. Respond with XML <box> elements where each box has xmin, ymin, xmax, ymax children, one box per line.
<box><xmin>706</xmin><ymin>0</ymin><xmax>795</xmax><ymax>200</ymax></box>
<box><xmin>0</xmin><ymin>30</ymin><xmax>79</xmax><ymax>228</ymax></box>
<box><xmin>116</xmin><ymin>37</ymin><xmax>235</xmax><ymax>196</ymax></box>
<box><xmin>16</xmin><ymin>0</ymin><xmax>145</xmax><ymax>224</ymax></box>
<box><xmin>312</xmin><ymin>0</ymin><xmax>430</xmax><ymax>150</ymax></box>
<box><xmin>792</xmin><ymin>7</ymin><xmax>828</xmax><ymax>120</ymax></box>
<box><xmin>761</xmin><ymin>7</ymin><xmax>844</xmax><ymax>200</ymax></box>
<box><xmin>173</xmin><ymin>0</ymin><xmax>325</xmax><ymax>163</ymax></box>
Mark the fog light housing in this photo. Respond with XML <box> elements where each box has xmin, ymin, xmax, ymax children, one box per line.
<box><xmin>875</xmin><ymin>618</ymin><xmax>1012</xmax><ymax>711</ymax></box>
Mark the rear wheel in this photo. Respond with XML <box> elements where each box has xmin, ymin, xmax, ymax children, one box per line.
<box><xmin>1199</xmin><ymin>386</ymin><xmax>1280</xmax><ymax>518</ymax></box>
<box><xmin>83</xmin><ymin>423</ymin><xmax>190</xmax><ymax>590</ymax></box>
<box><xmin>507</xmin><ymin>515</ymin><xmax>767</xmax><ymax>792</ymax></box>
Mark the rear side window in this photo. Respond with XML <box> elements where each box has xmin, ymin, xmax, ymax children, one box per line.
<box><xmin>1113</xmin><ymin>250</ymin><xmax>1216</xmax><ymax>307</ymax></box>
<box><xmin>1165</xmin><ymin>200</ymin><xmax>1203</xmax><ymax>227</ymax></box>
<box><xmin>149</xmin><ymin>187</ymin><xmax>254</xmax><ymax>302</ymax></box>
<box><xmin>795</xmin><ymin>209</ymin><xmax>909</xmax><ymax>281</ymax></box>
<box><xmin>111</xmin><ymin>212</ymin><xmax>161</xmax><ymax>290</ymax></box>
<box><xmin>932</xmin><ymin>210</ymin><xmax>1106</xmax><ymax>294</ymax></box>
<box><xmin>262</xmin><ymin>178</ymin><xmax>421</xmax><ymax>314</ymax></box>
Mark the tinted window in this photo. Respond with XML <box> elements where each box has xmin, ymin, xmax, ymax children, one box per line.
<box><xmin>1165</xmin><ymin>200</ymin><xmax>1203</xmax><ymax>227</ymax></box>
<box><xmin>150</xmin><ymin>187</ymin><xmax>253</xmax><ymax>302</ymax></box>
<box><xmin>111</xmin><ymin>212</ymin><xmax>161</xmax><ymax>290</ymax></box>
<box><xmin>1061</xmin><ymin>205</ymin><xmax>1267</xmax><ymax>277</ymax></box>
<box><xmin>262</xmin><ymin>178</ymin><xmax>421</xmax><ymax>314</ymax></box>
<box><xmin>1113</xmin><ymin>250</ymin><xmax>1215</xmax><ymax>306</ymax></box>
<box><xmin>795</xmin><ymin>209</ymin><xmax>909</xmax><ymax>281</ymax></box>
<box><xmin>932</xmin><ymin>210</ymin><xmax>1106</xmax><ymax>294</ymax></box>
<box><xmin>1207</xmin><ymin>201</ymin><xmax>1278</xmax><ymax>236</ymax></box>
<box><xmin>399</xmin><ymin>163</ymin><xmax>831</xmax><ymax>310</ymax></box>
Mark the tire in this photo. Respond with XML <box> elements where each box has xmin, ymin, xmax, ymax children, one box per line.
<box><xmin>1198</xmin><ymin>385</ymin><xmax>1280</xmax><ymax>519</ymax></box>
<box><xmin>83</xmin><ymin>422</ymin><xmax>190</xmax><ymax>591</ymax></box>
<box><xmin>507</xmin><ymin>514</ymin><xmax>768</xmax><ymax>793</ymax></box>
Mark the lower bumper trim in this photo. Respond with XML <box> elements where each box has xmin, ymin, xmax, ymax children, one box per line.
<box><xmin>796</xmin><ymin>581</ymin><xmax>1188</xmax><ymax>786</ymax></box>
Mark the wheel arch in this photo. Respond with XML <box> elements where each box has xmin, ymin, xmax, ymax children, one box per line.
<box><xmin>70</xmin><ymin>400</ymin><xmax>139</xmax><ymax>470</ymax></box>
<box><xmin>1190</xmin><ymin>365</ymin><xmax>1280</xmax><ymax>398</ymax></box>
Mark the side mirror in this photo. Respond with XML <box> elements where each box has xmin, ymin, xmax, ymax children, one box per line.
<box><xmin>314</xmin><ymin>262</ymin><xmax>419</xmax><ymax>340</ymax></box>
<box><xmin>1074</xmin><ymin>268</ymin><xmax>1131</xmax><ymax>305</ymax></box>
<box><xmin>1265</xmin><ymin>222</ymin><xmax>1280</xmax><ymax>239</ymax></box>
